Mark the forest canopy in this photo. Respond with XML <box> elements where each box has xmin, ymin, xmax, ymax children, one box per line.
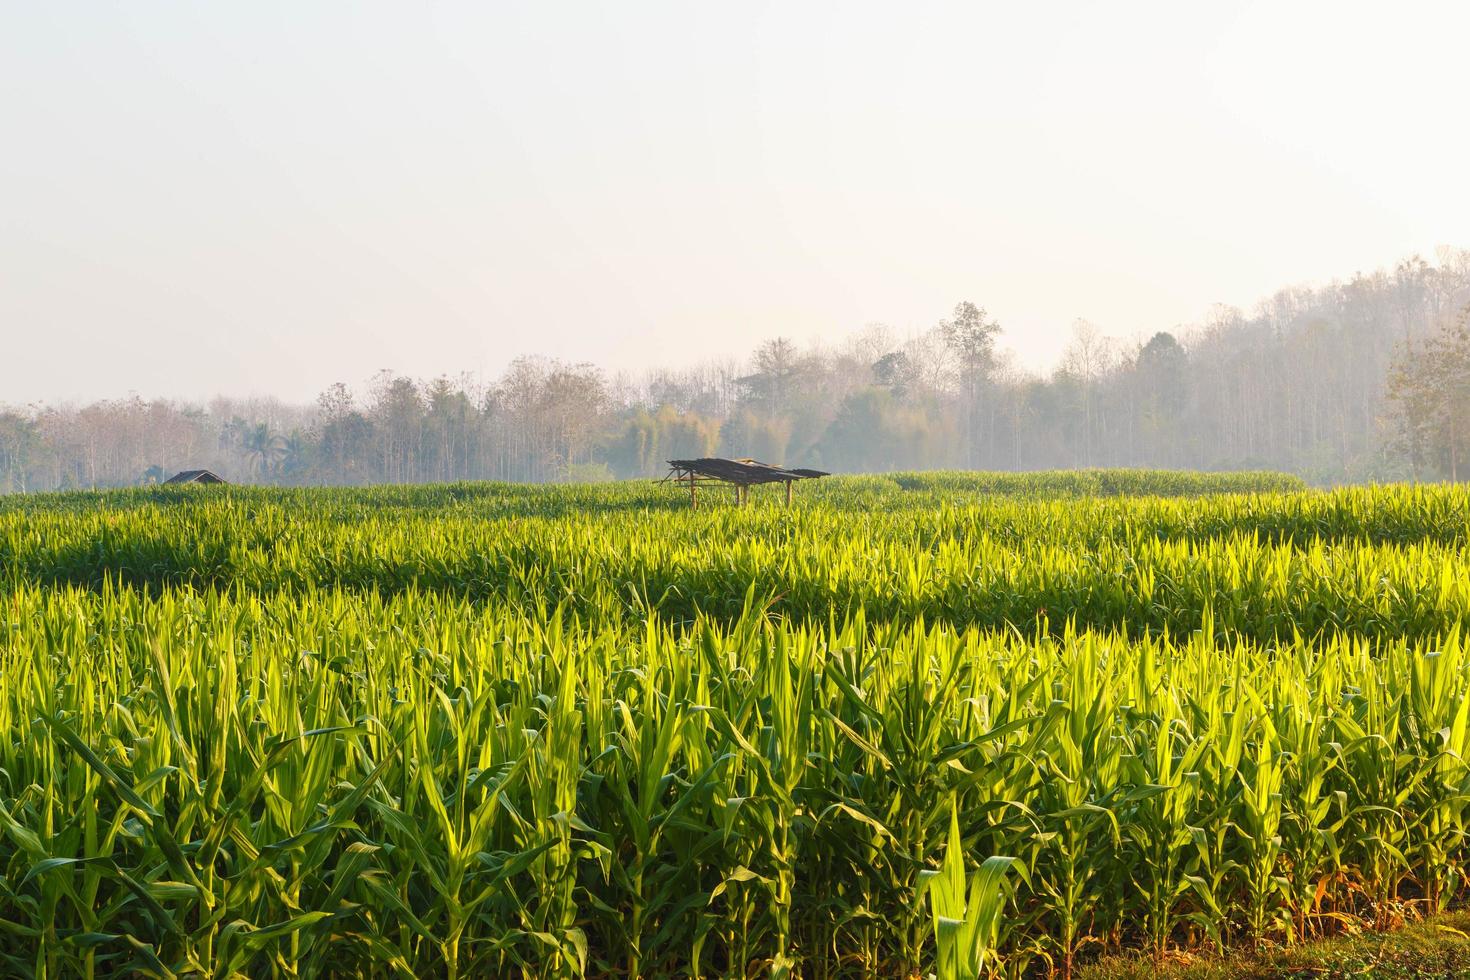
<box><xmin>3</xmin><ymin>248</ymin><xmax>1469</xmax><ymax>492</ymax></box>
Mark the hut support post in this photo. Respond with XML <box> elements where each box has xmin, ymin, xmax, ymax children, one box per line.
<box><xmin>785</xmin><ymin>480</ymin><xmax>793</xmax><ymax>507</ymax></box>
<box><xmin>689</xmin><ymin>474</ymin><xmax>698</xmax><ymax>510</ymax></box>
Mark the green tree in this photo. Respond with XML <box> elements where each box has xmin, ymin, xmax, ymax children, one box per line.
<box><xmin>239</xmin><ymin>423</ymin><xmax>289</xmax><ymax>480</ymax></box>
<box><xmin>1134</xmin><ymin>332</ymin><xmax>1188</xmax><ymax>465</ymax></box>
<box><xmin>818</xmin><ymin>387</ymin><xmax>938</xmax><ymax>472</ymax></box>
<box><xmin>872</xmin><ymin>351</ymin><xmax>916</xmax><ymax>399</ymax></box>
<box><xmin>424</xmin><ymin>377</ymin><xmax>477</xmax><ymax>481</ymax></box>
<box><xmin>372</xmin><ymin>374</ymin><xmax>428</xmax><ymax>482</ymax></box>
<box><xmin>277</xmin><ymin>430</ymin><xmax>313</xmax><ymax>482</ymax></box>
<box><xmin>318</xmin><ymin>411</ymin><xmax>375</xmax><ymax>484</ymax></box>
<box><xmin>738</xmin><ymin>338</ymin><xmax>806</xmax><ymax>416</ymax></box>
<box><xmin>940</xmin><ymin>302</ymin><xmax>1001</xmax><ymax>467</ymax></box>
<box><xmin>719</xmin><ymin>409</ymin><xmax>791</xmax><ymax>463</ymax></box>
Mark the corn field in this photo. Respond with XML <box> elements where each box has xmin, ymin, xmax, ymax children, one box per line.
<box><xmin>1</xmin><ymin>470</ymin><xmax>1468</xmax><ymax>978</ymax></box>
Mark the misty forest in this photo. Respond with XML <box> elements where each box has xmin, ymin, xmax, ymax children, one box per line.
<box><xmin>4</xmin><ymin>248</ymin><xmax>1470</xmax><ymax>493</ymax></box>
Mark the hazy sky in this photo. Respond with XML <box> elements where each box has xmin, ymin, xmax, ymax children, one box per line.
<box><xmin>3</xmin><ymin>2</ymin><xmax>1468</xmax><ymax>405</ymax></box>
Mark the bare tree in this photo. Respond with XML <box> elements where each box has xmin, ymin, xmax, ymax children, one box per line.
<box><xmin>1060</xmin><ymin>320</ymin><xmax>1117</xmax><ymax>466</ymax></box>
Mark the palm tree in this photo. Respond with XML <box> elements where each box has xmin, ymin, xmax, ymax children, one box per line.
<box><xmin>240</xmin><ymin>423</ymin><xmax>288</xmax><ymax>480</ymax></box>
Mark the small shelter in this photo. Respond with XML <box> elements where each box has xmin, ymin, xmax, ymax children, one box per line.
<box><xmin>663</xmin><ymin>457</ymin><xmax>827</xmax><ymax>508</ymax></box>
<box><xmin>163</xmin><ymin>469</ymin><xmax>228</xmax><ymax>486</ymax></box>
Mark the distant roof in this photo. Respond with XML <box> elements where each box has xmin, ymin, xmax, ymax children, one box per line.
<box><xmin>665</xmin><ymin>458</ymin><xmax>828</xmax><ymax>485</ymax></box>
<box><xmin>163</xmin><ymin>469</ymin><xmax>228</xmax><ymax>485</ymax></box>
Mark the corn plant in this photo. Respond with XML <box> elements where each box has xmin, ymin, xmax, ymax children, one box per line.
<box><xmin>920</xmin><ymin>802</ymin><xmax>1025</xmax><ymax>980</ymax></box>
<box><xmin>0</xmin><ymin>475</ymin><xmax>1466</xmax><ymax>976</ymax></box>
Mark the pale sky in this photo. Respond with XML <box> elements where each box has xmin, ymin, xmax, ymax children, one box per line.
<box><xmin>3</xmin><ymin>1</ymin><xmax>1468</xmax><ymax>405</ymax></box>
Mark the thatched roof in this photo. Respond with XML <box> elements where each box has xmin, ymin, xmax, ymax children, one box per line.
<box><xmin>665</xmin><ymin>458</ymin><xmax>828</xmax><ymax>486</ymax></box>
<box><xmin>164</xmin><ymin>469</ymin><xmax>228</xmax><ymax>485</ymax></box>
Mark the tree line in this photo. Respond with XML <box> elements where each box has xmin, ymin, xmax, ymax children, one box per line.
<box><xmin>3</xmin><ymin>248</ymin><xmax>1469</xmax><ymax>492</ymax></box>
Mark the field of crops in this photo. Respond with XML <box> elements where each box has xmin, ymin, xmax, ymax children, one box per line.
<box><xmin>2</xmin><ymin>469</ymin><xmax>1469</xmax><ymax>978</ymax></box>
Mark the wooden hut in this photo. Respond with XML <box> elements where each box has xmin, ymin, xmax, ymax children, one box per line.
<box><xmin>163</xmin><ymin>469</ymin><xmax>228</xmax><ymax>485</ymax></box>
